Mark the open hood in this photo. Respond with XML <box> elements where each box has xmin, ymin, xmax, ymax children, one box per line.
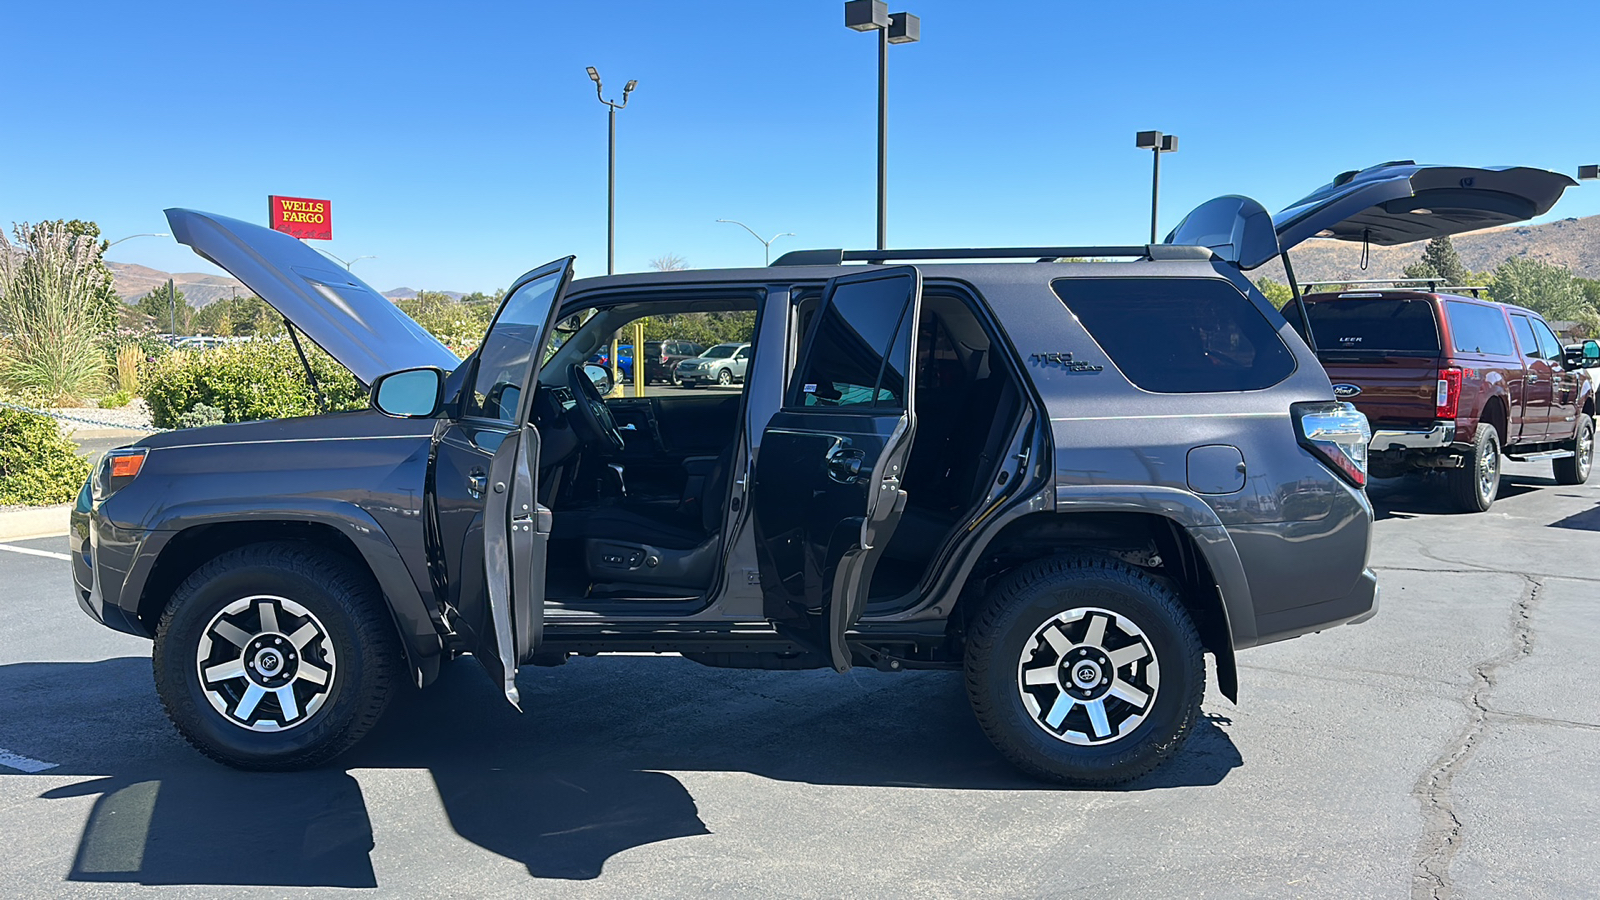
<box><xmin>1271</xmin><ymin>162</ymin><xmax>1577</xmax><ymax>255</ymax></box>
<box><xmin>165</xmin><ymin>209</ymin><xmax>459</xmax><ymax>384</ymax></box>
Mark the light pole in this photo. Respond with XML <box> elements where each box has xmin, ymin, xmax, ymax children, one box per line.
<box><xmin>104</xmin><ymin>232</ymin><xmax>170</xmax><ymax>249</ymax></box>
<box><xmin>587</xmin><ymin>67</ymin><xmax>638</xmax><ymax>276</ymax></box>
<box><xmin>1581</xmin><ymin>165</ymin><xmax>1599</xmax><ymax>181</ymax></box>
<box><xmin>716</xmin><ymin>219</ymin><xmax>796</xmax><ymax>266</ymax></box>
<box><xmin>1135</xmin><ymin>131</ymin><xmax>1179</xmax><ymax>243</ymax></box>
<box><xmin>314</xmin><ymin>248</ymin><xmax>377</xmax><ymax>271</ymax></box>
<box><xmin>845</xmin><ymin>1</ymin><xmax>920</xmax><ymax>251</ymax></box>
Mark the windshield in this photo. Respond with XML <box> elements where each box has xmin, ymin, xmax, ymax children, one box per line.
<box><xmin>1305</xmin><ymin>298</ymin><xmax>1441</xmax><ymax>354</ymax></box>
<box><xmin>702</xmin><ymin>344</ymin><xmax>739</xmax><ymax>359</ymax></box>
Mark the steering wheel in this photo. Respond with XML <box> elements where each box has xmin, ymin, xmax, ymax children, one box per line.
<box><xmin>566</xmin><ymin>363</ymin><xmax>625</xmax><ymax>452</ymax></box>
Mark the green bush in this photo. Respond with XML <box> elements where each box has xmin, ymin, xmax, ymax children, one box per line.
<box><xmin>143</xmin><ymin>338</ymin><xmax>365</xmax><ymax>430</ymax></box>
<box><xmin>0</xmin><ymin>408</ymin><xmax>92</xmax><ymax>506</ymax></box>
<box><xmin>99</xmin><ymin>389</ymin><xmax>132</xmax><ymax>409</ymax></box>
<box><xmin>176</xmin><ymin>403</ymin><xmax>224</xmax><ymax>429</ymax></box>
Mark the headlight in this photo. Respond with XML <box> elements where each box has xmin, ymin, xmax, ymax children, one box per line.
<box><xmin>92</xmin><ymin>448</ymin><xmax>148</xmax><ymax>501</ymax></box>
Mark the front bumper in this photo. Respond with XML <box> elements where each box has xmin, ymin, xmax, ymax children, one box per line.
<box><xmin>70</xmin><ymin>491</ymin><xmax>161</xmax><ymax>638</ymax></box>
<box><xmin>1370</xmin><ymin>421</ymin><xmax>1455</xmax><ymax>451</ymax></box>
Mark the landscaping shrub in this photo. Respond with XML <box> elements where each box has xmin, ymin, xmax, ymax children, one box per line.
<box><xmin>0</xmin><ymin>408</ymin><xmax>92</xmax><ymax>506</ymax></box>
<box><xmin>0</xmin><ymin>223</ymin><xmax>109</xmax><ymax>406</ymax></box>
<box><xmin>176</xmin><ymin>403</ymin><xmax>224</xmax><ymax>429</ymax></box>
<box><xmin>100</xmin><ymin>389</ymin><xmax>132</xmax><ymax>409</ymax></box>
<box><xmin>114</xmin><ymin>342</ymin><xmax>142</xmax><ymax>394</ymax></box>
<box><xmin>143</xmin><ymin>338</ymin><xmax>365</xmax><ymax>429</ymax></box>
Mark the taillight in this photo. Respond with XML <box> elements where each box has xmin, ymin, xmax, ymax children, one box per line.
<box><xmin>93</xmin><ymin>448</ymin><xmax>148</xmax><ymax>501</ymax></box>
<box><xmin>1436</xmin><ymin>367</ymin><xmax>1463</xmax><ymax>419</ymax></box>
<box><xmin>1294</xmin><ymin>402</ymin><xmax>1371</xmax><ymax>488</ymax></box>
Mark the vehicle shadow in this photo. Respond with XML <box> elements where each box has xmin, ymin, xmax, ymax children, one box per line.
<box><xmin>2</xmin><ymin>655</ymin><xmax>1242</xmax><ymax>886</ymax></box>
<box><xmin>1368</xmin><ymin>473</ymin><xmax>1545</xmax><ymax>519</ymax></box>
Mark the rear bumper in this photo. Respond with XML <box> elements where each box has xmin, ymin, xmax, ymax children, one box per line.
<box><xmin>1371</xmin><ymin>421</ymin><xmax>1455</xmax><ymax>451</ymax></box>
<box><xmin>1253</xmin><ymin>567</ymin><xmax>1379</xmax><ymax>645</ymax></box>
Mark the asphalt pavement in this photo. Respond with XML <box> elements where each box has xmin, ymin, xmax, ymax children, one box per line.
<box><xmin>0</xmin><ymin>460</ymin><xmax>1596</xmax><ymax>898</ymax></box>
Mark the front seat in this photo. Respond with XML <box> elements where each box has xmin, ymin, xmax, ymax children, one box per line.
<box><xmin>552</xmin><ymin>448</ymin><xmax>732</xmax><ymax>590</ymax></box>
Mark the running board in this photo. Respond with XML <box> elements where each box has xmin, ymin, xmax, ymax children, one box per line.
<box><xmin>1507</xmin><ymin>449</ymin><xmax>1575</xmax><ymax>462</ymax></box>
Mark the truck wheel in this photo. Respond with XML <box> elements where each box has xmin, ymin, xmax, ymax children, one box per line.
<box><xmin>1554</xmin><ymin>413</ymin><xmax>1594</xmax><ymax>485</ymax></box>
<box><xmin>964</xmin><ymin>555</ymin><xmax>1204</xmax><ymax>786</ymax></box>
<box><xmin>1447</xmin><ymin>424</ymin><xmax>1501</xmax><ymax>512</ymax></box>
<box><xmin>152</xmin><ymin>542</ymin><xmax>399</xmax><ymax>771</ymax></box>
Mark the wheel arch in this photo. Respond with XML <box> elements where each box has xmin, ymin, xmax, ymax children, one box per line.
<box><xmin>1480</xmin><ymin>392</ymin><xmax>1509</xmax><ymax>443</ymax></box>
<box><xmin>952</xmin><ymin>505</ymin><xmax>1250</xmax><ymax>702</ymax></box>
<box><xmin>135</xmin><ymin>511</ymin><xmax>443</xmax><ymax>686</ymax></box>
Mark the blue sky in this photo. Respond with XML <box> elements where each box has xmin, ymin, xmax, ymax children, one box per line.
<box><xmin>4</xmin><ymin>0</ymin><xmax>1597</xmax><ymax>292</ymax></box>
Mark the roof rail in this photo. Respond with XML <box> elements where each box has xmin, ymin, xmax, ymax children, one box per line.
<box><xmin>1299</xmin><ymin>278</ymin><xmax>1489</xmax><ymax>298</ymax></box>
<box><xmin>768</xmin><ymin>245</ymin><xmax>1209</xmax><ymax>266</ymax></box>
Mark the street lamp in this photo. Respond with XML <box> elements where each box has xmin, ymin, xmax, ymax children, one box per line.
<box><xmin>1580</xmin><ymin>165</ymin><xmax>1599</xmax><ymax>181</ymax></box>
<box><xmin>104</xmin><ymin>232</ymin><xmax>170</xmax><ymax>249</ymax></box>
<box><xmin>314</xmin><ymin>248</ymin><xmax>377</xmax><ymax>271</ymax></box>
<box><xmin>1135</xmin><ymin>130</ymin><xmax>1179</xmax><ymax>243</ymax></box>
<box><xmin>845</xmin><ymin>0</ymin><xmax>920</xmax><ymax>251</ymax></box>
<box><xmin>587</xmin><ymin>66</ymin><xmax>638</xmax><ymax>276</ymax></box>
<box><xmin>716</xmin><ymin>219</ymin><xmax>796</xmax><ymax>266</ymax></box>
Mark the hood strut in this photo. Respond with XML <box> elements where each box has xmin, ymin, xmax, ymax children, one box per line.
<box><xmin>284</xmin><ymin>317</ymin><xmax>329</xmax><ymax>413</ymax></box>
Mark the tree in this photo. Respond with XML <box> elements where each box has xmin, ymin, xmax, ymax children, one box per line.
<box><xmin>649</xmin><ymin>254</ymin><xmax>689</xmax><ymax>272</ymax></box>
<box><xmin>1253</xmin><ymin>277</ymin><xmax>1294</xmax><ymax>309</ymax></box>
<box><xmin>1402</xmin><ymin>236</ymin><xmax>1469</xmax><ymax>286</ymax></box>
<box><xmin>1489</xmin><ymin>257</ymin><xmax>1600</xmax><ymax>336</ymax></box>
<box><xmin>135</xmin><ymin>285</ymin><xmax>191</xmax><ymax>333</ymax></box>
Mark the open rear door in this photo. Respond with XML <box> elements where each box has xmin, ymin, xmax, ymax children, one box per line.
<box><xmin>431</xmin><ymin>258</ymin><xmax>573</xmax><ymax>707</ymax></box>
<box><xmin>751</xmin><ymin>267</ymin><xmax>921</xmax><ymax>671</ymax></box>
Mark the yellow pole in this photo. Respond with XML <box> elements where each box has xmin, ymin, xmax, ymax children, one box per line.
<box><xmin>610</xmin><ymin>335</ymin><xmax>621</xmax><ymax>395</ymax></box>
<box><xmin>633</xmin><ymin>320</ymin><xmax>646</xmax><ymax>397</ymax></box>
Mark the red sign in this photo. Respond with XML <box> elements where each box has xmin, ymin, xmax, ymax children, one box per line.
<box><xmin>268</xmin><ymin>195</ymin><xmax>332</xmax><ymax>240</ymax></box>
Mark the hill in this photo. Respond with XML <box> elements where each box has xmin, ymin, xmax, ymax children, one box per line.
<box><xmin>1253</xmin><ymin>214</ymin><xmax>1600</xmax><ymax>286</ymax></box>
<box><xmin>108</xmin><ymin>262</ymin><xmax>463</xmax><ymax>308</ymax></box>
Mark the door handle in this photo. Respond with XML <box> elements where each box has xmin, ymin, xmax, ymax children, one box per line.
<box><xmin>824</xmin><ymin>446</ymin><xmax>867</xmax><ymax>483</ymax></box>
<box><xmin>1526</xmin><ymin>373</ymin><xmax>1539</xmax><ymax>383</ymax></box>
<box><xmin>468</xmin><ymin>473</ymin><xmax>488</xmax><ymax>496</ymax></box>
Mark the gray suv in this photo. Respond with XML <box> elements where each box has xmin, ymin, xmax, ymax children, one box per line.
<box><xmin>677</xmin><ymin>342</ymin><xmax>751</xmax><ymax>387</ymax></box>
<box><xmin>74</xmin><ymin>164</ymin><xmax>1555</xmax><ymax>784</ymax></box>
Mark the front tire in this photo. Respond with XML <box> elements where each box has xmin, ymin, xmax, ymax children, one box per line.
<box><xmin>1554</xmin><ymin>413</ymin><xmax>1594</xmax><ymax>485</ymax></box>
<box><xmin>1447</xmin><ymin>423</ymin><xmax>1501</xmax><ymax>512</ymax></box>
<box><xmin>965</xmin><ymin>556</ymin><xmax>1204</xmax><ymax>786</ymax></box>
<box><xmin>152</xmin><ymin>542</ymin><xmax>400</xmax><ymax>770</ymax></box>
<box><xmin>716</xmin><ymin>368</ymin><xmax>732</xmax><ymax>386</ymax></box>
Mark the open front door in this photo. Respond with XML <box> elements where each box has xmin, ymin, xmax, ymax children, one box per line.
<box><xmin>751</xmin><ymin>267</ymin><xmax>921</xmax><ymax>671</ymax></box>
<box><xmin>430</xmin><ymin>257</ymin><xmax>573</xmax><ymax>707</ymax></box>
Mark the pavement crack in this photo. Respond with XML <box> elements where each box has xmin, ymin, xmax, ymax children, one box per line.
<box><xmin>1410</xmin><ymin>575</ymin><xmax>1541</xmax><ymax>900</ymax></box>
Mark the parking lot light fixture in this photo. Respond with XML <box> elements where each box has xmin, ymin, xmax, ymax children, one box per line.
<box><xmin>716</xmin><ymin>219</ymin><xmax>796</xmax><ymax>266</ymax></box>
<box><xmin>1580</xmin><ymin>165</ymin><xmax>1599</xmax><ymax>180</ymax></box>
<box><xmin>1136</xmin><ymin>131</ymin><xmax>1179</xmax><ymax>243</ymax></box>
<box><xmin>845</xmin><ymin>1</ymin><xmax>920</xmax><ymax>251</ymax></box>
<box><xmin>587</xmin><ymin>67</ymin><xmax>639</xmax><ymax>276</ymax></box>
<box><xmin>105</xmin><ymin>232</ymin><xmax>171</xmax><ymax>249</ymax></box>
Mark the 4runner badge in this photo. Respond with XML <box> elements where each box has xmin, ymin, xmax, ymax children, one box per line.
<box><xmin>1332</xmin><ymin>383</ymin><xmax>1362</xmax><ymax>398</ymax></box>
<box><xmin>1029</xmin><ymin>352</ymin><xmax>1103</xmax><ymax>373</ymax></box>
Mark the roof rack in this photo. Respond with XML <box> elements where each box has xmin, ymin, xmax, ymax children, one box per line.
<box><xmin>769</xmin><ymin>245</ymin><xmax>1214</xmax><ymax>266</ymax></box>
<box><xmin>1299</xmin><ymin>278</ymin><xmax>1489</xmax><ymax>298</ymax></box>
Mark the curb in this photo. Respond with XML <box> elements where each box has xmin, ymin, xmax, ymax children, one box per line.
<box><xmin>0</xmin><ymin>505</ymin><xmax>71</xmax><ymax>542</ymax></box>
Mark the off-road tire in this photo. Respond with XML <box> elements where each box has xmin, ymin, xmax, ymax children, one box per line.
<box><xmin>964</xmin><ymin>555</ymin><xmax>1204</xmax><ymax>786</ymax></box>
<box><xmin>1447</xmin><ymin>423</ymin><xmax>1501</xmax><ymax>512</ymax></box>
<box><xmin>152</xmin><ymin>542</ymin><xmax>400</xmax><ymax>770</ymax></box>
<box><xmin>1554</xmin><ymin>413</ymin><xmax>1594</xmax><ymax>485</ymax></box>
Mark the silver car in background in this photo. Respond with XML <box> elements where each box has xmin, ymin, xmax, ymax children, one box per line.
<box><xmin>677</xmin><ymin>342</ymin><xmax>751</xmax><ymax>387</ymax></box>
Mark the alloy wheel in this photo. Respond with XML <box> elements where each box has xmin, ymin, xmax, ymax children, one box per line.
<box><xmin>717</xmin><ymin>368</ymin><xmax>732</xmax><ymax>385</ymax></box>
<box><xmin>1579</xmin><ymin>422</ymin><xmax>1594</xmax><ymax>480</ymax></box>
<box><xmin>1479</xmin><ymin>440</ymin><xmax>1500</xmax><ymax>504</ymax></box>
<box><xmin>195</xmin><ymin>595</ymin><xmax>337</xmax><ymax>732</ymax></box>
<box><xmin>1016</xmin><ymin>607</ymin><xmax>1159</xmax><ymax>746</ymax></box>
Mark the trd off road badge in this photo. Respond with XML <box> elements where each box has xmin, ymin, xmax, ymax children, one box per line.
<box><xmin>1029</xmin><ymin>352</ymin><xmax>1103</xmax><ymax>373</ymax></box>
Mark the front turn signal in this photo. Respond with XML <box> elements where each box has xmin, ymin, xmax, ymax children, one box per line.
<box><xmin>94</xmin><ymin>448</ymin><xmax>148</xmax><ymax>500</ymax></box>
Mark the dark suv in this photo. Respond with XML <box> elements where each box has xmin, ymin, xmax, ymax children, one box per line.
<box><xmin>1301</xmin><ymin>286</ymin><xmax>1598</xmax><ymax>511</ymax></box>
<box><xmin>75</xmin><ymin>164</ymin><xmax>1559</xmax><ymax>784</ymax></box>
<box><xmin>641</xmin><ymin>339</ymin><xmax>703</xmax><ymax>384</ymax></box>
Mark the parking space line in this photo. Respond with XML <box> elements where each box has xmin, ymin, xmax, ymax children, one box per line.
<box><xmin>0</xmin><ymin>748</ymin><xmax>59</xmax><ymax>773</ymax></box>
<box><xmin>0</xmin><ymin>543</ymin><xmax>71</xmax><ymax>561</ymax></box>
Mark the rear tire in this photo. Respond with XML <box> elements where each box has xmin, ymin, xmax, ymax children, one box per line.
<box><xmin>964</xmin><ymin>555</ymin><xmax>1204</xmax><ymax>786</ymax></box>
<box><xmin>1554</xmin><ymin>413</ymin><xmax>1594</xmax><ymax>485</ymax></box>
<box><xmin>152</xmin><ymin>542</ymin><xmax>399</xmax><ymax>770</ymax></box>
<box><xmin>1447</xmin><ymin>423</ymin><xmax>1501</xmax><ymax>512</ymax></box>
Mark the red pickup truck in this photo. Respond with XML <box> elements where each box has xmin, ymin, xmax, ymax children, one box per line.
<box><xmin>1300</xmin><ymin>289</ymin><xmax>1600</xmax><ymax>511</ymax></box>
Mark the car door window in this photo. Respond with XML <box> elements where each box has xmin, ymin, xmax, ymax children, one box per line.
<box><xmin>1512</xmin><ymin>315</ymin><xmax>1540</xmax><ymax>363</ymax></box>
<box><xmin>791</xmin><ymin>274</ymin><xmax>914</xmax><ymax>409</ymax></box>
<box><xmin>1533</xmin><ymin>319</ymin><xmax>1564</xmax><ymax>364</ymax></box>
<box><xmin>465</xmin><ymin>268</ymin><xmax>565</xmax><ymax>422</ymax></box>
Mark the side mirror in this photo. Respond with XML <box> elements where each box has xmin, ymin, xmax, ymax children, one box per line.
<box><xmin>1584</xmin><ymin>340</ymin><xmax>1600</xmax><ymax>367</ymax></box>
<box><xmin>371</xmin><ymin>367</ymin><xmax>445</xmax><ymax>417</ymax></box>
<box><xmin>582</xmin><ymin>362</ymin><xmax>615</xmax><ymax>397</ymax></box>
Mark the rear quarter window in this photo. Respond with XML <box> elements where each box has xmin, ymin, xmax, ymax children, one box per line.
<box><xmin>1051</xmin><ymin>278</ymin><xmax>1295</xmax><ymax>393</ymax></box>
<box><xmin>1445</xmin><ymin>301</ymin><xmax>1515</xmax><ymax>357</ymax></box>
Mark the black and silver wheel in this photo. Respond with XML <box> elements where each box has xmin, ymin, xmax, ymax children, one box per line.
<box><xmin>716</xmin><ymin>367</ymin><xmax>732</xmax><ymax>386</ymax></box>
<box><xmin>1447</xmin><ymin>423</ymin><xmax>1500</xmax><ymax>512</ymax></box>
<box><xmin>965</xmin><ymin>556</ymin><xmax>1203</xmax><ymax>785</ymax></box>
<box><xmin>1554</xmin><ymin>413</ymin><xmax>1593</xmax><ymax>485</ymax></box>
<box><xmin>153</xmin><ymin>542</ymin><xmax>399</xmax><ymax>770</ymax></box>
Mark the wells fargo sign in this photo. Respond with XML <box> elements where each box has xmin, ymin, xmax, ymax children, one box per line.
<box><xmin>268</xmin><ymin>195</ymin><xmax>332</xmax><ymax>240</ymax></box>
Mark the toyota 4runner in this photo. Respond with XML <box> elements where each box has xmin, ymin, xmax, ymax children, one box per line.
<box><xmin>72</xmin><ymin>164</ymin><xmax>1559</xmax><ymax>784</ymax></box>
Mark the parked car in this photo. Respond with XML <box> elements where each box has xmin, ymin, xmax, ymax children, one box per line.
<box><xmin>588</xmin><ymin>345</ymin><xmax>633</xmax><ymax>381</ymax></box>
<box><xmin>677</xmin><ymin>342</ymin><xmax>751</xmax><ymax>387</ymax></box>
<box><xmin>1298</xmin><ymin>288</ymin><xmax>1597</xmax><ymax>511</ymax></box>
<box><xmin>174</xmin><ymin>335</ymin><xmax>232</xmax><ymax>350</ymax></box>
<box><xmin>639</xmin><ymin>339</ymin><xmax>703</xmax><ymax>384</ymax></box>
<box><xmin>77</xmin><ymin>164</ymin><xmax>1566</xmax><ymax>784</ymax></box>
